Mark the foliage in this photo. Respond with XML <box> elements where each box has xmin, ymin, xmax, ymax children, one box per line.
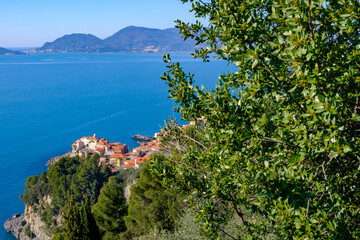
<box><xmin>52</xmin><ymin>233</ymin><xmax>64</xmax><ymax>240</ymax></box>
<box><xmin>158</xmin><ymin>0</ymin><xmax>360</xmax><ymax>239</ymax></box>
<box><xmin>134</xmin><ymin>209</ymin><xmax>202</xmax><ymax>240</ymax></box>
<box><xmin>20</xmin><ymin>175</ymin><xmax>52</xmax><ymax>206</ymax></box>
<box><xmin>47</xmin><ymin>155</ymin><xmax>110</xmax><ymax>209</ymax></box>
<box><xmin>24</xmin><ymin>225</ymin><xmax>35</xmax><ymax>239</ymax></box>
<box><xmin>20</xmin><ymin>155</ymin><xmax>111</xmax><ymax>236</ymax></box>
<box><xmin>124</xmin><ymin>160</ymin><xmax>185</xmax><ymax>239</ymax></box>
<box><xmin>80</xmin><ymin>197</ymin><xmax>101</xmax><ymax>240</ymax></box>
<box><xmin>63</xmin><ymin>199</ymin><xmax>83</xmax><ymax>240</ymax></box>
<box><xmin>135</xmin><ymin>207</ymin><xmax>263</xmax><ymax>240</ymax></box>
<box><xmin>63</xmin><ymin>197</ymin><xmax>101</xmax><ymax>240</ymax></box>
<box><xmin>92</xmin><ymin>176</ymin><xmax>127</xmax><ymax>238</ymax></box>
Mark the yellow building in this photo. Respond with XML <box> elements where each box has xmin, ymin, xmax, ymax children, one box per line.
<box><xmin>109</xmin><ymin>153</ymin><xmax>125</xmax><ymax>168</ymax></box>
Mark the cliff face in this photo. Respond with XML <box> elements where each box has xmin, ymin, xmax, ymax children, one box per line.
<box><xmin>24</xmin><ymin>205</ymin><xmax>52</xmax><ymax>240</ymax></box>
<box><xmin>4</xmin><ymin>195</ymin><xmax>60</xmax><ymax>240</ymax></box>
<box><xmin>4</xmin><ymin>214</ymin><xmax>31</xmax><ymax>240</ymax></box>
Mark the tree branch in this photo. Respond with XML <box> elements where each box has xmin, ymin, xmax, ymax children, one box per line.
<box><xmin>218</xmin><ymin>227</ymin><xmax>237</xmax><ymax>240</ymax></box>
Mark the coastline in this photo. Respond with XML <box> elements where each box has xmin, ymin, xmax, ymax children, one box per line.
<box><xmin>46</xmin><ymin>150</ymin><xmax>73</xmax><ymax>166</ymax></box>
<box><xmin>4</xmin><ymin>214</ymin><xmax>30</xmax><ymax>240</ymax></box>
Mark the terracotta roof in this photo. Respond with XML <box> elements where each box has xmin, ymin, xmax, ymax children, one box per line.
<box><xmin>124</xmin><ymin>159</ymin><xmax>135</xmax><ymax>165</ymax></box>
<box><xmin>123</xmin><ymin>163</ymin><xmax>136</xmax><ymax>168</ymax></box>
<box><xmin>112</xmin><ymin>145</ymin><xmax>126</xmax><ymax>150</ymax></box>
<box><xmin>110</xmin><ymin>153</ymin><xmax>125</xmax><ymax>159</ymax></box>
<box><xmin>96</xmin><ymin>147</ymin><xmax>105</xmax><ymax>151</ymax></box>
<box><xmin>81</xmin><ymin>136</ymin><xmax>98</xmax><ymax>141</ymax></box>
<box><xmin>135</xmin><ymin>157</ymin><xmax>147</xmax><ymax>164</ymax></box>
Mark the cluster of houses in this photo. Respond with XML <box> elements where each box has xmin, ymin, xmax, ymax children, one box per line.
<box><xmin>71</xmin><ymin>133</ymin><xmax>160</xmax><ymax>172</ymax></box>
<box><xmin>70</xmin><ymin>117</ymin><xmax>206</xmax><ymax>172</ymax></box>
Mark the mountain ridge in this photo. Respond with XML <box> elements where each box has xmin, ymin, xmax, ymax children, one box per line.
<box><xmin>30</xmin><ymin>26</ymin><xmax>198</xmax><ymax>53</ymax></box>
<box><xmin>0</xmin><ymin>47</ymin><xmax>26</xmax><ymax>55</ymax></box>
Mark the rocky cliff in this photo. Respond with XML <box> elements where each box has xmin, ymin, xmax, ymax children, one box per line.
<box><xmin>4</xmin><ymin>196</ymin><xmax>59</xmax><ymax>240</ymax></box>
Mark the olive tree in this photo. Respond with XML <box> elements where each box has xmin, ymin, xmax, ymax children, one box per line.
<box><xmin>157</xmin><ymin>0</ymin><xmax>360</xmax><ymax>239</ymax></box>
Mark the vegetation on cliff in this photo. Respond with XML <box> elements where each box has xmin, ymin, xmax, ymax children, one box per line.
<box><xmin>19</xmin><ymin>154</ymin><xmax>183</xmax><ymax>240</ymax></box>
<box><xmin>20</xmin><ymin>155</ymin><xmax>113</xmax><ymax>237</ymax></box>
<box><xmin>123</xmin><ymin>158</ymin><xmax>185</xmax><ymax>239</ymax></box>
<box><xmin>92</xmin><ymin>176</ymin><xmax>127</xmax><ymax>239</ymax></box>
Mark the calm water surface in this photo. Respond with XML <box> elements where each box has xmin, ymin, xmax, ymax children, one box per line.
<box><xmin>0</xmin><ymin>53</ymin><xmax>231</xmax><ymax>239</ymax></box>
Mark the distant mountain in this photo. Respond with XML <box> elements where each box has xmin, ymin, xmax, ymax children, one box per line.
<box><xmin>35</xmin><ymin>34</ymin><xmax>105</xmax><ymax>53</ymax></box>
<box><xmin>31</xmin><ymin>26</ymin><xmax>198</xmax><ymax>53</ymax></box>
<box><xmin>103</xmin><ymin>26</ymin><xmax>197</xmax><ymax>52</ymax></box>
<box><xmin>0</xmin><ymin>47</ymin><xmax>25</xmax><ymax>55</ymax></box>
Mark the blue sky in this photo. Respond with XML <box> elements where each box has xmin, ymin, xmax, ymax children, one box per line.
<box><xmin>0</xmin><ymin>0</ymin><xmax>201</xmax><ymax>47</ymax></box>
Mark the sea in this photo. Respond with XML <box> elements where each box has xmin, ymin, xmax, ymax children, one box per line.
<box><xmin>0</xmin><ymin>52</ymin><xmax>232</xmax><ymax>239</ymax></box>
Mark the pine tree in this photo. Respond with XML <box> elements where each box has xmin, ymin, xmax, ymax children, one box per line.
<box><xmin>124</xmin><ymin>160</ymin><xmax>184</xmax><ymax>238</ymax></box>
<box><xmin>92</xmin><ymin>176</ymin><xmax>127</xmax><ymax>238</ymax></box>
<box><xmin>80</xmin><ymin>197</ymin><xmax>101</xmax><ymax>240</ymax></box>
<box><xmin>63</xmin><ymin>199</ymin><xmax>82</xmax><ymax>240</ymax></box>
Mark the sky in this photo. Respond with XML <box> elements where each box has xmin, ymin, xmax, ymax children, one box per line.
<box><xmin>0</xmin><ymin>0</ymin><xmax>201</xmax><ymax>48</ymax></box>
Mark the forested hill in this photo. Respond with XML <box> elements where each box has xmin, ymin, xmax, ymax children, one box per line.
<box><xmin>0</xmin><ymin>47</ymin><xmax>25</xmax><ymax>55</ymax></box>
<box><xmin>37</xmin><ymin>34</ymin><xmax>105</xmax><ymax>53</ymax></box>
<box><xmin>31</xmin><ymin>26</ymin><xmax>198</xmax><ymax>53</ymax></box>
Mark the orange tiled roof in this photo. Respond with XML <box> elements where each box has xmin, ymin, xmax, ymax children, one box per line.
<box><xmin>81</xmin><ymin>136</ymin><xmax>98</xmax><ymax>141</ymax></box>
<box><xmin>110</xmin><ymin>153</ymin><xmax>125</xmax><ymax>159</ymax></box>
<box><xmin>124</xmin><ymin>163</ymin><xmax>136</xmax><ymax>168</ymax></box>
<box><xmin>124</xmin><ymin>159</ymin><xmax>135</xmax><ymax>164</ymax></box>
<box><xmin>112</xmin><ymin>146</ymin><xmax>126</xmax><ymax>150</ymax></box>
<box><xmin>135</xmin><ymin>157</ymin><xmax>146</xmax><ymax>164</ymax></box>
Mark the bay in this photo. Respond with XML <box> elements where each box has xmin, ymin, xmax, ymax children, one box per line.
<box><xmin>0</xmin><ymin>53</ymin><xmax>231</xmax><ymax>239</ymax></box>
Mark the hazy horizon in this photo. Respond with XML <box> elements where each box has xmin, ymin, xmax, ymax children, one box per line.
<box><xmin>0</xmin><ymin>0</ymin><xmax>203</xmax><ymax>48</ymax></box>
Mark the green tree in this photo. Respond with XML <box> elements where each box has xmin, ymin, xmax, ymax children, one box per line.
<box><xmin>158</xmin><ymin>0</ymin><xmax>360</xmax><ymax>239</ymax></box>
<box><xmin>92</xmin><ymin>176</ymin><xmax>127</xmax><ymax>238</ymax></box>
<box><xmin>80</xmin><ymin>197</ymin><xmax>101</xmax><ymax>240</ymax></box>
<box><xmin>124</xmin><ymin>160</ymin><xmax>185</xmax><ymax>238</ymax></box>
<box><xmin>52</xmin><ymin>233</ymin><xmax>64</xmax><ymax>240</ymax></box>
<box><xmin>63</xmin><ymin>199</ymin><xmax>82</xmax><ymax>240</ymax></box>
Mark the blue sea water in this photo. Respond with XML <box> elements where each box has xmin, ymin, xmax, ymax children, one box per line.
<box><xmin>0</xmin><ymin>53</ymin><xmax>232</xmax><ymax>239</ymax></box>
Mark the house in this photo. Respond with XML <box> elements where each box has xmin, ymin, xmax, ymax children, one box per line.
<box><xmin>72</xmin><ymin>139</ymin><xmax>85</xmax><ymax>151</ymax></box>
<box><xmin>110</xmin><ymin>153</ymin><xmax>125</xmax><ymax>168</ymax></box>
<box><xmin>123</xmin><ymin>159</ymin><xmax>137</xmax><ymax>169</ymax></box>
<box><xmin>70</xmin><ymin>132</ymin><xmax>164</xmax><ymax>170</ymax></box>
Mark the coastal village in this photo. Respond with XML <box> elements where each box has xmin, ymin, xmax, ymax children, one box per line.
<box><xmin>68</xmin><ymin>117</ymin><xmax>206</xmax><ymax>172</ymax></box>
<box><xmin>71</xmin><ymin>133</ymin><xmax>160</xmax><ymax>172</ymax></box>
